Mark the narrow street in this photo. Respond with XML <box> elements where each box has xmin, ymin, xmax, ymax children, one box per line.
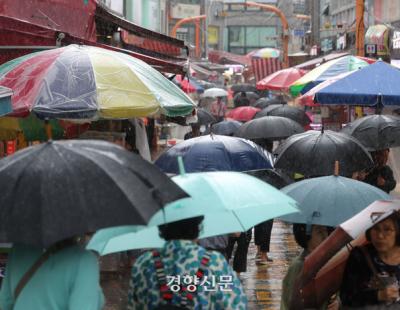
<box><xmin>101</xmin><ymin>220</ymin><xmax>300</xmax><ymax>310</ymax></box>
<box><xmin>241</xmin><ymin>220</ymin><xmax>299</xmax><ymax>309</ymax></box>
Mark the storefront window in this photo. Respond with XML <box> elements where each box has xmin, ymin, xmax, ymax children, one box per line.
<box><xmin>227</xmin><ymin>26</ymin><xmax>277</xmax><ymax>54</ymax></box>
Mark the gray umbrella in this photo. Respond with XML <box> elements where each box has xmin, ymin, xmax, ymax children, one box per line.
<box><xmin>231</xmin><ymin>84</ymin><xmax>257</xmax><ymax>94</ymax></box>
<box><xmin>274</xmin><ymin>129</ymin><xmax>373</xmax><ymax>177</ymax></box>
<box><xmin>0</xmin><ymin>140</ymin><xmax>188</xmax><ymax>247</ymax></box>
<box><xmin>237</xmin><ymin>116</ymin><xmax>304</xmax><ymax>141</ymax></box>
<box><xmin>341</xmin><ymin>114</ymin><xmax>400</xmax><ymax>151</ymax></box>
<box><xmin>196</xmin><ymin>108</ymin><xmax>216</xmax><ymax>125</ymax></box>
<box><xmin>255</xmin><ymin>104</ymin><xmax>311</xmax><ymax>126</ymax></box>
<box><xmin>251</xmin><ymin>97</ymin><xmax>287</xmax><ymax>109</ymax></box>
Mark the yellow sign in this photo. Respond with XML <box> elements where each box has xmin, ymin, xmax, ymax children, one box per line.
<box><xmin>208</xmin><ymin>26</ymin><xmax>219</xmax><ymax>45</ymax></box>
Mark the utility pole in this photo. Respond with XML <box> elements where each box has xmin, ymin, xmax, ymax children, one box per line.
<box><xmin>355</xmin><ymin>0</ymin><xmax>365</xmax><ymax>56</ymax></box>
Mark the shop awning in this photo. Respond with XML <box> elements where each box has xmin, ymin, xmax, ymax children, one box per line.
<box><xmin>365</xmin><ymin>24</ymin><xmax>389</xmax><ymax>56</ymax></box>
<box><xmin>0</xmin><ymin>15</ymin><xmax>186</xmax><ymax>74</ymax></box>
<box><xmin>96</xmin><ymin>4</ymin><xmax>184</xmax><ymax>57</ymax></box>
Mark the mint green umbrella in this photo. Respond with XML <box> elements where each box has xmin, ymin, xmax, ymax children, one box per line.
<box><xmin>87</xmin><ymin>226</ymin><xmax>163</xmax><ymax>255</ymax></box>
<box><xmin>87</xmin><ymin>171</ymin><xmax>298</xmax><ymax>255</ymax></box>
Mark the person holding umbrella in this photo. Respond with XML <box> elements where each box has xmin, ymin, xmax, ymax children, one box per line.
<box><xmin>280</xmin><ymin>224</ymin><xmax>339</xmax><ymax>310</ymax></box>
<box><xmin>0</xmin><ymin>238</ymin><xmax>104</xmax><ymax>310</ymax></box>
<box><xmin>127</xmin><ymin>216</ymin><xmax>247</xmax><ymax>309</ymax></box>
<box><xmin>362</xmin><ymin>149</ymin><xmax>397</xmax><ymax>194</ymax></box>
<box><xmin>340</xmin><ymin>212</ymin><xmax>400</xmax><ymax>308</ymax></box>
<box><xmin>210</xmin><ymin>96</ymin><xmax>226</xmax><ymax>122</ymax></box>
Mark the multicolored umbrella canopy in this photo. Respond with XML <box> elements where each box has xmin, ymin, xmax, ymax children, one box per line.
<box><xmin>298</xmin><ymin>71</ymin><xmax>353</xmax><ymax>106</ymax></box>
<box><xmin>0</xmin><ymin>45</ymin><xmax>195</xmax><ymax>120</ymax></box>
<box><xmin>249</xmin><ymin>48</ymin><xmax>281</xmax><ymax>59</ymax></box>
<box><xmin>289</xmin><ymin>55</ymin><xmax>369</xmax><ymax>97</ymax></box>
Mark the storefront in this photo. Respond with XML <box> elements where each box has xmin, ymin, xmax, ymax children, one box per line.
<box><xmin>364</xmin><ymin>24</ymin><xmax>390</xmax><ymax>61</ymax></box>
<box><xmin>391</xmin><ymin>30</ymin><xmax>400</xmax><ymax>68</ymax></box>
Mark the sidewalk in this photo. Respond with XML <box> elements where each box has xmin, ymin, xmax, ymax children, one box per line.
<box><xmin>243</xmin><ymin>220</ymin><xmax>299</xmax><ymax>309</ymax></box>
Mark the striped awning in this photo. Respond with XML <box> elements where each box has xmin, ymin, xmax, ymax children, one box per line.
<box><xmin>121</xmin><ymin>30</ymin><xmax>181</xmax><ymax>57</ymax></box>
<box><xmin>251</xmin><ymin>58</ymin><xmax>282</xmax><ymax>82</ymax></box>
<box><xmin>365</xmin><ymin>24</ymin><xmax>389</xmax><ymax>56</ymax></box>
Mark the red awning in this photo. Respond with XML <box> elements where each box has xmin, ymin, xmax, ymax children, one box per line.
<box><xmin>96</xmin><ymin>4</ymin><xmax>184</xmax><ymax>57</ymax></box>
<box><xmin>0</xmin><ymin>15</ymin><xmax>186</xmax><ymax>74</ymax></box>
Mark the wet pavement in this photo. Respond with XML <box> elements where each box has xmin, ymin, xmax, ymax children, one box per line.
<box><xmin>242</xmin><ymin>220</ymin><xmax>300</xmax><ymax>309</ymax></box>
<box><xmin>101</xmin><ymin>220</ymin><xmax>300</xmax><ymax>310</ymax></box>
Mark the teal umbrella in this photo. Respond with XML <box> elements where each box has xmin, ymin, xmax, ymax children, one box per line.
<box><xmin>87</xmin><ymin>226</ymin><xmax>163</xmax><ymax>255</ymax></box>
<box><xmin>279</xmin><ymin>175</ymin><xmax>391</xmax><ymax>227</ymax></box>
<box><xmin>87</xmin><ymin>171</ymin><xmax>298</xmax><ymax>255</ymax></box>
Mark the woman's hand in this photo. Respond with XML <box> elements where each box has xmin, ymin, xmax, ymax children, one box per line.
<box><xmin>377</xmin><ymin>286</ymin><xmax>400</xmax><ymax>303</ymax></box>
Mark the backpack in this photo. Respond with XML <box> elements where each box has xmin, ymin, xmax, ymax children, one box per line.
<box><xmin>152</xmin><ymin>250</ymin><xmax>212</xmax><ymax>310</ymax></box>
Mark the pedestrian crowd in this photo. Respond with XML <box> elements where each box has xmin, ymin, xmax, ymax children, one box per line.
<box><xmin>0</xmin><ymin>87</ymin><xmax>398</xmax><ymax>310</ymax></box>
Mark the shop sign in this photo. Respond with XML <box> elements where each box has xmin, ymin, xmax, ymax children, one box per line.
<box><xmin>392</xmin><ymin>31</ymin><xmax>400</xmax><ymax>59</ymax></box>
<box><xmin>365</xmin><ymin>44</ymin><xmax>377</xmax><ymax>57</ymax></box>
<box><xmin>6</xmin><ymin>141</ymin><xmax>16</xmax><ymax>155</ymax></box>
<box><xmin>171</xmin><ymin>4</ymin><xmax>200</xmax><ymax>19</ymax></box>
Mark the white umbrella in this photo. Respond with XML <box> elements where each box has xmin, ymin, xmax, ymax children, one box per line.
<box><xmin>201</xmin><ymin>87</ymin><xmax>228</xmax><ymax>98</ymax></box>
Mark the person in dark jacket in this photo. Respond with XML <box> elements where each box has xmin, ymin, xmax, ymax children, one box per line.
<box><xmin>234</xmin><ymin>92</ymin><xmax>250</xmax><ymax>107</ymax></box>
<box><xmin>340</xmin><ymin>212</ymin><xmax>400</xmax><ymax>308</ymax></box>
<box><xmin>364</xmin><ymin>149</ymin><xmax>396</xmax><ymax>193</ymax></box>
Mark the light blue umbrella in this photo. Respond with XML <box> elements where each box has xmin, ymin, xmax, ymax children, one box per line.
<box><xmin>88</xmin><ymin>170</ymin><xmax>298</xmax><ymax>255</ymax></box>
<box><xmin>279</xmin><ymin>175</ymin><xmax>391</xmax><ymax>227</ymax></box>
<box><xmin>87</xmin><ymin>226</ymin><xmax>163</xmax><ymax>255</ymax></box>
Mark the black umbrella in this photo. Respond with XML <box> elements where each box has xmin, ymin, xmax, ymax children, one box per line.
<box><xmin>205</xmin><ymin>120</ymin><xmax>242</xmax><ymax>136</ymax></box>
<box><xmin>237</xmin><ymin>116</ymin><xmax>304</xmax><ymax>141</ymax></box>
<box><xmin>341</xmin><ymin>114</ymin><xmax>400</xmax><ymax>151</ymax></box>
<box><xmin>231</xmin><ymin>83</ymin><xmax>257</xmax><ymax>94</ymax></box>
<box><xmin>245</xmin><ymin>169</ymin><xmax>293</xmax><ymax>189</ymax></box>
<box><xmin>251</xmin><ymin>97</ymin><xmax>287</xmax><ymax>109</ymax></box>
<box><xmin>274</xmin><ymin>130</ymin><xmax>373</xmax><ymax>177</ymax></box>
<box><xmin>255</xmin><ymin>104</ymin><xmax>311</xmax><ymax>126</ymax></box>
<box><xmin>233</xmin><ymin>91</ymin><xmax>260</xmax><ymax>107</ymax></box>
<box><xmin>196</xmin><ymin>108</ymin><xmax>216</xmax><ymax>125</ymax></box>
<box><xmin>0</xmin><ymin>140</ymin><xmax>188</xmax><ymax>247</ymax></box>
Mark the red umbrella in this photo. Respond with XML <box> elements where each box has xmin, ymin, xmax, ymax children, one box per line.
<box><xmin>298</xmin><ymin>71</ymin><xmax>353</xmax><ymax>106</ymax></box>
<box><xmin>174</xmin><ymin>75</ymin><xmax>197</xmax><ymax>93</ymax></box>
<box><xmin>290</xmin><ymin>200</ymin><xmax>400</xmax><ymax>309</ymax></box>
<box><xmin>256</xmin><ymin>68</ymin><xmax>307</xmax><ymax>92</ymax></box>
<box><xmin>226</xmin><ymin>106</ymin><xmax>261</xmax><ymax>122</ymax></box>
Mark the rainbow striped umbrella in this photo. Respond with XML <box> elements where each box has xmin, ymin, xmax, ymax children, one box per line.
<box><xmin>289</xmin><ymin>55</ymin><xmax>369</xmax><ymax>97</ymax></box>
<box><xmin>249</xmin><ymin>48</ymin><xmax>281</xmax><ymax>59</ymax></box>
<box><xmin>0</xmin><ymin>45</ymin><xmax>195</xmax><ymax>120</ymax></box>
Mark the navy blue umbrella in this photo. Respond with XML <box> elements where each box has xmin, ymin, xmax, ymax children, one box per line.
<box><xmin>315</xmin><ymin>60</ymin><xmax>400</xmax><ymax>106</ymax></box>
<box><xmin>155</xmin><ymin>135</ymin><xmax>273</xmax><ymax>173</ymax></box>
<box><xmin>205</xmin><ymin>120</ymin><xmax>242</xmax><ymax>136</ymax></box>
